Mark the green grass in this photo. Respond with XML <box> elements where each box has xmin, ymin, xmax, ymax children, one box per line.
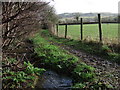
<box><xmin>41</xmin><ymin>30</ymin><xmax>120</xmax><ymax>64</ymax></box>
<box><xmin>58</xmin><ymin>24</ymin><xmax>118</xmax><ymax>43</ymax></box>
<box><xmin>39</xmin><ymin>30</ymin><xmax>119</xmax><ymax>88</ymax></box>
<box><xmin>31</xmin><ymin>32</ymin><xmax>111</xmax><ymax>89</ymax></box>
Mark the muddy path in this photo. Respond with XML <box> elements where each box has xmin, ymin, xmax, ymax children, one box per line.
<box><xmin>49</xmin><ymin>41</ymin><xmax>120</xmax><ymax>89</ymax></box>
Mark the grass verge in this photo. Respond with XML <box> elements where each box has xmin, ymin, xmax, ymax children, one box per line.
<box><xmin>31</xmin><ymin>31</ymin><xmax>112</xmax><ymax>89</ymax></box>
<box><xmin>41</xmin><ymin>30</ymin><xmax>120</xmax><ymax>64</ymax></box>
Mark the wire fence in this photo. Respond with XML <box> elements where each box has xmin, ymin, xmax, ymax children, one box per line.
<box><xmin>56</xmin><ymin>14</ymin><xmax>118</xmax><ymax>44</ymax></box>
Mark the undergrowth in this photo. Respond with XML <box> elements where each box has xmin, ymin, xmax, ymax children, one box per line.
<box><xmin>31</xmin><ymin>32</ymin><xmax>110</xmax><ymax>89</ymax></box>
<box><xmin>2</xmin><ymin>58</ymin><xmax>45</xmax><ymax>88</ymax></box>
<box><xmin>41</xmin><ymin>30</ymin><xmax>120</xmax><ymax>64</ymax></box>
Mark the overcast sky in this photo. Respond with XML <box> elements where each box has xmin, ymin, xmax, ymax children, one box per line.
<box><xmin>46</xmin><ymin>0</ymin><xmax>120</xmax><ymax>14</ymax></box>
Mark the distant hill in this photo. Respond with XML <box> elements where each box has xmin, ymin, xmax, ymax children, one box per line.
<box><xmin>58</xmin><ymin>12</ymin><xmax>118</xmax><ymax>19</ymax></box>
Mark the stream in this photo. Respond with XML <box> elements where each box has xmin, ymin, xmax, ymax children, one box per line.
<box><xmin>35</xmin><ymin>70</ymin><xmax>73</xmax><ymax>89</ymax></box>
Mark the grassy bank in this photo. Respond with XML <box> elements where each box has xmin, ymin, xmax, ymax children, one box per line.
<box><xmin>41</xmin><ymin>30</ymin><xmax>120</xmax><ymax>64</ymax></box>
<box><xmin>2</xmin><ymin>29</ymin><xmax>119</xmax><ymax>89</ymax></box>
<box><xmin>31</xmin><ymin>31</ymin><xmax>113</xmax><ymax>88</ymax></box>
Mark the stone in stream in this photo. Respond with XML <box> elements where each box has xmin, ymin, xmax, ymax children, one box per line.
<box><xmin>35</xmin><ymin>71</ymin><xmax>73</xmax><ymax>89</ymax></box>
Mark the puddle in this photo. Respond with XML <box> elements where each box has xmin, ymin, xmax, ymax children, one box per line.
<box><xmin>35</xmin><ymin>70</ymin><xmax>73</xmax><ymax>89</ymax></box>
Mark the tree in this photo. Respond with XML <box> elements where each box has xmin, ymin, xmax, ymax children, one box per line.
<box><xmin>94</xmin><ymin>16</ymin><xmax>98</xmax><ymax>22</ymax></box>
<box><xmin>74</xmin><ymin>13</ymin><xmax>80</xmax><ymax>23</ymax></box>
<box><xmin>39</xmin><ymin>5</ymin><xmax>58</xmax><ymax>29</ymax></box>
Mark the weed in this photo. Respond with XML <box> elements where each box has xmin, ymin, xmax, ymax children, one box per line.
<box><xmin>32</xmin><ymin>33</ymin><xmax>79</xmax><ymax>71</ymax></box>
<box><xmin>73</xmin><ymin>83</ymin><xmax>86</xmax><ymax>88</ymax></box>
<box><xmin>41</xmin><ymin>30</ymin><xmax>120</xmax><ymax>64</ymax></box>
<box><xmin>31</xmin><ymin>30</ymin><xmax>114</xmax><ymax>88</ymax></box>
<box><xmin>31</xmin><ymin>32</ymin><xmax>99</xmax><ymax>88</ymax></box>
<box><xmin>73</xmin><ymin>63</ymin><xmax>95</xmax><ymax>82</ymax></box>
<box><xmin>2</xmin><ymin>58</ymin><xmax>45</xmax><ymax>88</ymax></box>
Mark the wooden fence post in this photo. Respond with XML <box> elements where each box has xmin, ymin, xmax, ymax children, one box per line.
<box><xmin>118</xmin><ymin>15</ymin><xmax>120</xmax><ymax>44</ymax></box>
<box><xmin>65</xmin><ymin>24</ymin><xmax>68</xmax><ymax>38</ymax></box>
<box><xmin>56</xmin><ymin>24</ymin><xmax>59</xmax><ymax>36</ymax></box>
<box><xmin>80</xmin><ymin>18</ymin><xmax>83</xmax><ymax>40</ymax></box>
<box><xmin>98</xmin><ymin>14</ymin><xmax>102</xmax><ymax>42</ymax></box>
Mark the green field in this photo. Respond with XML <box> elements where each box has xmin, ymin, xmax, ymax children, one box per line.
<box><xmin>58</xmin><ymin>24</ymin><xmax>118</xmax><ymax>43</ymax></box>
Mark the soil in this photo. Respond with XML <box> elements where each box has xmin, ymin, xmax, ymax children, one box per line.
<box><xmin>50</xmin><ymin>41</ymin><xmax>120</xmax><ymax>89</ymax></box>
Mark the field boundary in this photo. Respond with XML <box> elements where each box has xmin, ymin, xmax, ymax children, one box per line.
<box><xmin>58</xmin><ymin>21</ymin><xmax>118</xmax><ymax>25</ymax></box>
<box><xmin>56</xmin><ymin>14</ymin><xmax>118</xmax><ymax>43</ymax></box>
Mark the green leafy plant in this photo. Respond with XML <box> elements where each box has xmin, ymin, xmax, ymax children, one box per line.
<box><xmin>37</xmin><ymin>30</ymin><xmax>118</xmax><ymax>89</ymax></box>
<box><xmin>24</xmin><ymin>61</ymin><xmax>46</xmax><ymax>75</ymax></box>
<box><xmin>41</xmin><ymin>30</ymin><xmax>120</xmax><ymax>64</ymax></box>
<box><xmin>32</xmin><ymin>34</ymin><xmax>79</xmax><ymax>70</ymax></box>
<box><xmin>73</xmin><ymin>63</ymin><xmax>95</xmax><ymax>82</ymax></box>
<box><xmin>73</xmin><ymin>83</ymin><xmax>86</xmax><ymax>88</ymax></box>
<box><xmin>3</xmin><ymin>58</ymin><xmax>45</xmax><ymax>88</ymax></box>
<box><xmin>31</xmin><ymin>32</ymin><xmax>100</xmax><ymax>88</ymax></box>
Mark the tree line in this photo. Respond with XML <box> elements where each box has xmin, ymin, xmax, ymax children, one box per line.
<box><xmin>58</xmin><ymin>15</ymin><xmax>118</xmax><ymax>23</ymax></box>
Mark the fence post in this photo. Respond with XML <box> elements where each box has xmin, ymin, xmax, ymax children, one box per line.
<box><xmin>98</xmin><ymin>14</ymin><xmax>102</xmax><ymax>42</ymax></box>
<box><xmin>118</xmin><ymin>15</ymin><xmax>120</xmax><ymax>44</ymax></box>
<box><xmin>65</xmin><ymin>24</ymin><xmax>68</xmax><ymax>38</ymax></box>
<box><xmin>56</xmin><ymin>24</ymin><xmax>59</xmax><ymax>36</ymax></box>
<box><xmin>80</xmin><ymin>18</ymin><xmax>83</xmax><ymax>40</ymax></box>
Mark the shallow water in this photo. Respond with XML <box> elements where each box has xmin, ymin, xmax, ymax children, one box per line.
<box><xmin>35</xmin><ymin>70</ymin><xmax>73</xmax><ymax>89</ymax></box>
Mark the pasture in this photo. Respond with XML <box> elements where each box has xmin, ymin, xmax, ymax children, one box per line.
<box><xmin>58</xmin><ymin>24</ymin><xmax>118</xmax><ymax>44</ymax></box>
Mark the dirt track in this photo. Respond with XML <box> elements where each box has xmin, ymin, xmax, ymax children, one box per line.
<box><xmin>50</xmin><ymin>41</ymin><xmax>120</xmax><ymax>89</ymax></box>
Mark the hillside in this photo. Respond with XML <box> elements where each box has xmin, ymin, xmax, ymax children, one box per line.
<box><xmin>58</xmin><ymin>12</ymin><xmax>118</xmax><ymax>19</ymax></box>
